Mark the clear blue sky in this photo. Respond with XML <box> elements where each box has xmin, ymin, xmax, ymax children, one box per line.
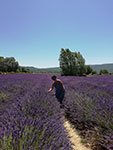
<box><xmin>0</xmin><ymin>0</ymin><xmax>113</xmax><ymax>68</ymax></box>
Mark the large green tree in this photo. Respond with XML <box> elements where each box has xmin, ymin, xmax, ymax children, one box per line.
<box><xmin>59</xmin><ymin>48</ymin><xmax>86</xmax><ymax>76</ymax></box>
<box><xmin>0</xmin><ymin>56</ymin><xmax>19</xmax><ymax>72</ymax></box>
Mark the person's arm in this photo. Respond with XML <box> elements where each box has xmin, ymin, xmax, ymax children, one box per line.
<box><xmin>48</xmin><ymin>83</ymin><xmax>54</xmax><ymax>93</ymax></box>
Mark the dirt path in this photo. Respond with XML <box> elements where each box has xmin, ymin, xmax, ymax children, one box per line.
<box><xmin>61</xmin><ymin>115</ymin><xmax>92</xmax><ymax>150</ymax></box>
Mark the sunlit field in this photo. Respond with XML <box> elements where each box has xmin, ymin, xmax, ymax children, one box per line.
<box><xmin>0</xmin><ymin>74</ymin><xmax>113</xmax><ymax>149</ymax></box>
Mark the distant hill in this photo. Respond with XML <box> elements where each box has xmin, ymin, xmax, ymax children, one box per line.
<box><xmin>90</xmin><ymin>63</ymin><xmax>113</xmax><ymax>73</ymax></box>
<box><xmin>24</xmin><ymin>66</ymin><xmax>61</xmax><ymax>73</ymax></box>
<box><xmin>24</xmin><ymin>63</ymin><xmax>113</xmax><ymax>73</ymax></box>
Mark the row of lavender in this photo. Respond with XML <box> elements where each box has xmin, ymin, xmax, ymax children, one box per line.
<box><xmin>61</xmin><ymin>75</ymin><xmax>113</xmax><ymax>149</ymax></box>
<box><xmin>0</xmin><ymin>74</ymin><xmax>72</xmax><ymax>150</ymax></box>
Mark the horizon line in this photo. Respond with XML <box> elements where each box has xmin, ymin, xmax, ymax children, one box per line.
<box><xmin>22</xmin><ymin>62</ymin><xmax>113</xmax><ymax>69</ymax></box>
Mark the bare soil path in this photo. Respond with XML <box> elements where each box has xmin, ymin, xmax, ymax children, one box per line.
<box><xmin>61</xmin><ymin>113</ymin><xmax>92</xmax><ymax>150</ymax></box>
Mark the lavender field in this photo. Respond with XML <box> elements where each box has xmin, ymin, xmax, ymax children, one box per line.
<box><xmin>0</xmin><ymin>74</ymin><xmax>113</xmax><ymax>150</ymax></box>
<box><xmin>62</xmin><ymin>75</ymin><xmax>113</xmax><ymax>150</ymax></box>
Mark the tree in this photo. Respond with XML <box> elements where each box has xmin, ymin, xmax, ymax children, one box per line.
<box><xmin>0</xmin><ymin>57</ymin><xmax>5</xmax><ymax>71</ymax></box>
<box><xmin>0</xmin><ymin>56</ymin><xmax>19</xmax><ymax>72</ymax></box>
<box><xmin>59</xmin><ymin>48</ymin><xmax>86</xmax><ymax>76</ymax></box>
<box><xmin>19</xmin><ymin>67</ymin><xmax>30</xmax><ymax>73</ymax></box>
<box><xmin>99</xmin><ymin>69</ymin><xmax>109</xmax><ymax>75</ymax></box>
<box><xmin>86</xmin><ymin>65</ymin><xmax>93</xmax><ymax>75</ymax></box>
<box><xmin>92</xmin><ymin>70</ymin><xmax>97</xmax><ymax>75</ymax></box>
<box><xmin>4</xmin><ymin>57</ymin><xmax>19</xmax><ymax>72</ymax></box>
<box><xmin>0</xmin><ymin>56</ymin><xmax>32</xmax><ymax>73</ymax></box>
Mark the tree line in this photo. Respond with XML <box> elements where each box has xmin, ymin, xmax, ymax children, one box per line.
<box><xmin>59</xmin><ymin>48</ymin><xmax>111</xmax><ymax>76</ymax></box>
<box><xmin>0</xmin><ymin>56</ymin><xmax>31</xmax><ymax>73</ymax></box>
<box><xmin>0</xmin><ymin>50</ymin><xmax>111</xmax><ymax>75</ymax></box>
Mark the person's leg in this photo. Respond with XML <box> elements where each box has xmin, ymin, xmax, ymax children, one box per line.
<box><xmin>56</xmin><ymin>94</ymin><xmax>65</xmax><ymax>108</ymax></box>
<box><xmin>59</xmin><ymin>99</ymin><xmax>64</xmax><ymax>108</ymax></box>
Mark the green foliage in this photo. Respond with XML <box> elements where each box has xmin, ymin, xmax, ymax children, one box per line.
<box><xmin>86</xmin><ymin>65</ymin><xmax>93</xmax><ymax>75</ymax></box>
<box><xmin>18</xmin><ymin>67</ymin><xmax>32</xmax><ymax>73</ymax></box>
<box><xmin>99</xmin><ymin>69</ymin><xmax>109</xmax><ymax>75</ymax></box>
<box><xmin>81</xmin><ymin>138</ymin><xmax>87</xmax><ymax>143</ymax></box>
<box><xmin>0</xmin><ymin>93</ymin><xmax>7</xmax><ymax>102</ymax></box>
<box><xmin>59</xmin><ymin>48</ymin><xmax>86</xmax><ymax>76</ymax></box>
<box><xmin>0</xmin><ymin>56</ymin><xmax>32</xmax><ymax>73</ymax></box>
<box><xmin>92</xmin><ymin>70</ymin><xmax>97</xmax><ymax>75</ymax></box>
<box><xmin>0</xmin><ymin>56</ymin><xmax>19</xmax><ymax>72</ymax></box>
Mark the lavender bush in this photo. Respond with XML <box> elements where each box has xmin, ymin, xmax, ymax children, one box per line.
<box><xmin>0</xmin><ymin>73</ymin><xmax>113</xmax><ymax>150</ymax></box>
<box><xmin>0</xmin><ymin>74</ymin><xmax>72</xmax><ymax>150</ymax></box>
<box><xmin>61</xmin><ymin>75</ymin><xmax>113</xmax><ymax>149</ymax></box>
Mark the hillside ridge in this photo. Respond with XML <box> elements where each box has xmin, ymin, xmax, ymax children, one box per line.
<box><xmin>23</xmin><ymin>63</ymin><xmax>113</xmax><ymax>73</ymax></box>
